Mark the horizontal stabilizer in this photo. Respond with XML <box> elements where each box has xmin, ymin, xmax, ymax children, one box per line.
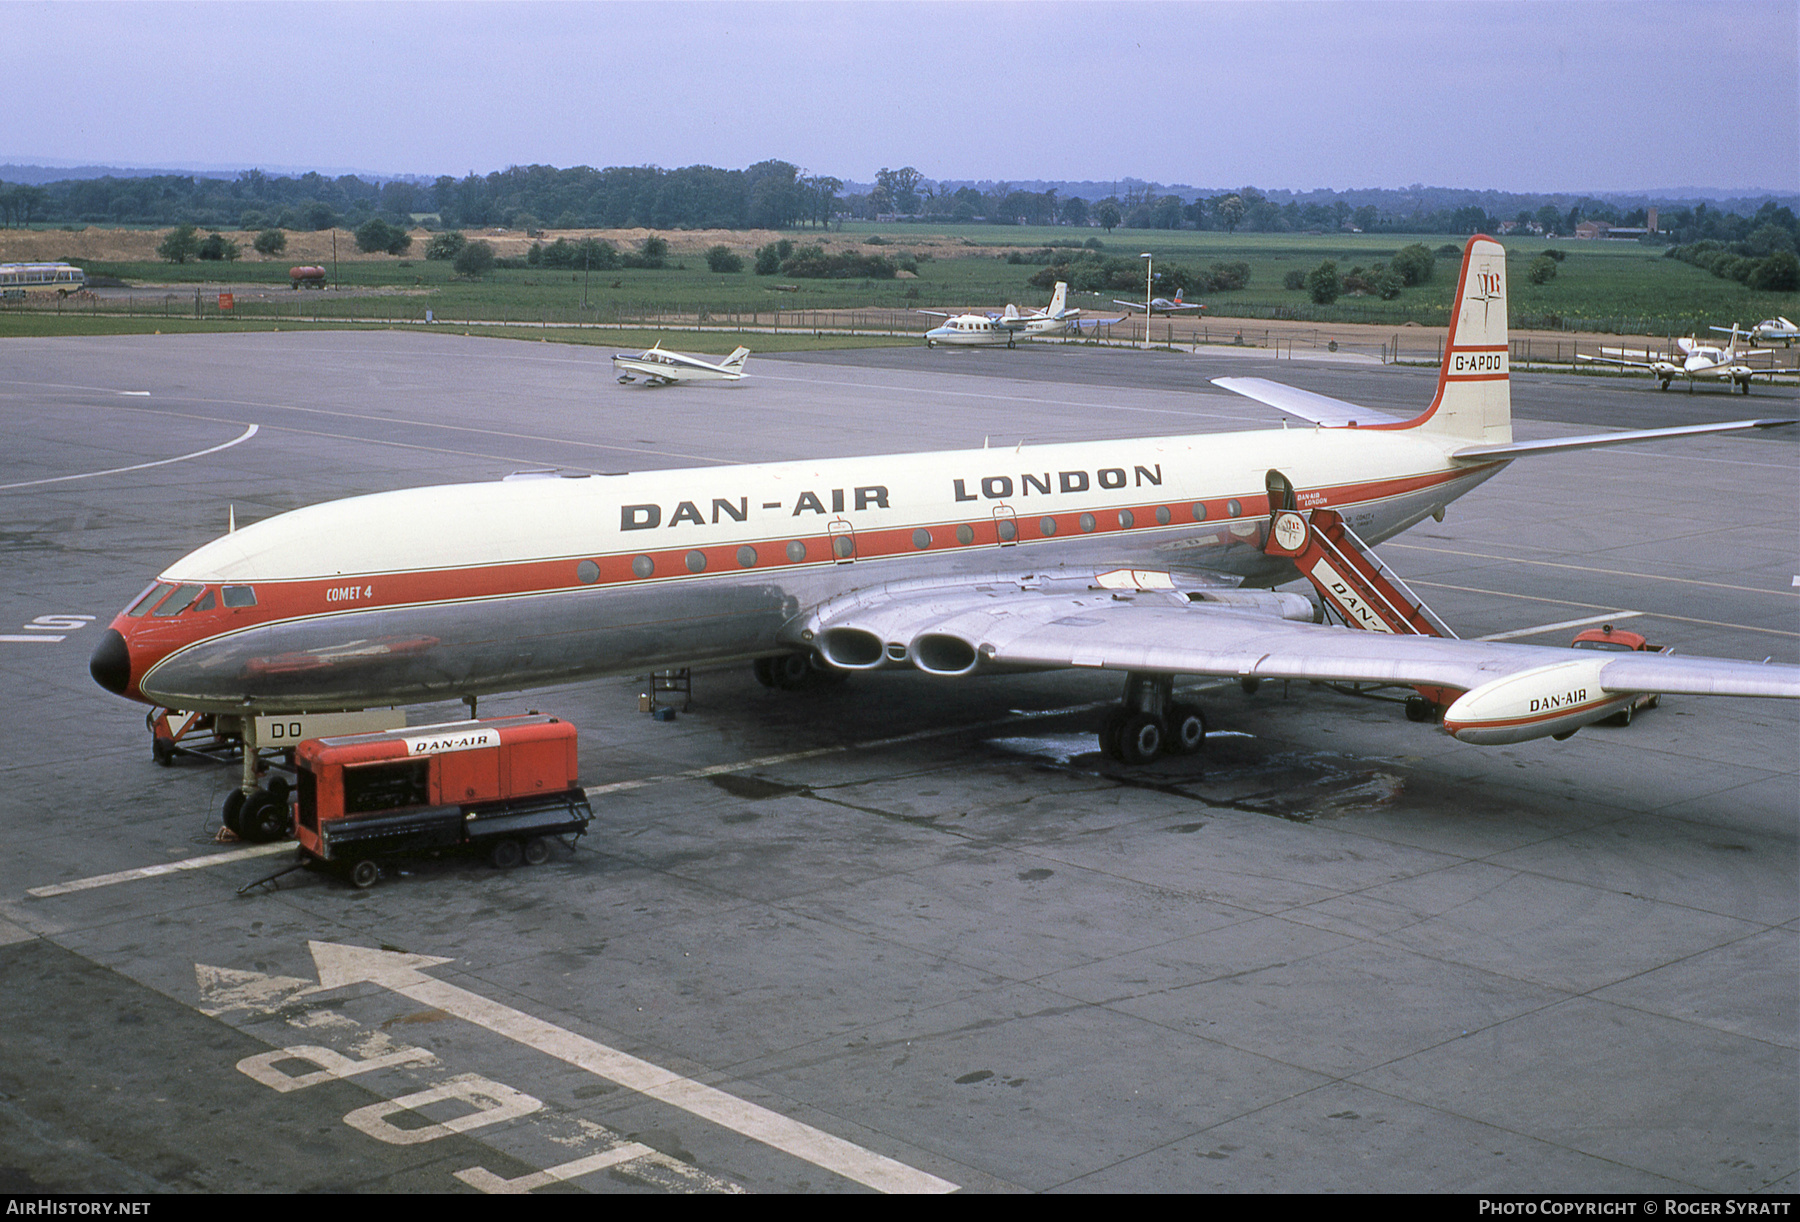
<box><xmin>1211</xmin><ymin>377</ymin><xmax>1405</xmax><ymax>427</ymax></box>
<box><xmin>1452</xmin><ymin>418</ymin><xmax>1796</xmax><ymax>460</ymax></box>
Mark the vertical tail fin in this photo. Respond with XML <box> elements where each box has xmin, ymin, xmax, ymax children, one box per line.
<box><xmin>1392</xmin><ymin>235</ymin><xmax>1511</xmax><ymax>445</ymax></box>
<box><xmin>1047</xmin><ymin>281</ymin><xmax>1068</xmax><ymax>317</ymax></box>
<box><xmin>722</xmin><ymin>346</ymin><xmax>750</xmax><ymax>371</ymax></box>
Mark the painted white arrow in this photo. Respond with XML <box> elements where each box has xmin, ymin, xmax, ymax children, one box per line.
<box><xmin>307</xmin><ymin>941</ymin><xmax>957</xmax><ymax>1195</ymax></box>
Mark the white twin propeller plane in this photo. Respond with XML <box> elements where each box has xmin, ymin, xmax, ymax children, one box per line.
<box><xmin>1112</xmin><ymin>289</ymin><xmax>1204</xmax><ymax>316</ymax></box>
<box><xmin>93</xmin><ymin>235</ymin><xmax>1798</xmax><ymax>828</ymax></box>
<box><xmin>1578</xmin><ymin>327</ymin><xmax>1790</xmax><ymax>393</ymax></box>
<box><xmin>613</xmin><ymin>343</ymin><xmax>750</xmax><ymax>385</ymax></box>
<box><xmin>1715</xmin><ymin>317</ymin><xmax>1800</xmax><ymax>348</ymax></box>
<box><xmin>921</xmin><ymin>282</ymin><xmax>1122</xmax><ymax>347</ymax></box>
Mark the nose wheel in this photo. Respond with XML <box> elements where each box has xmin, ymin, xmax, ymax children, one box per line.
<box><xmin>218</xmin><ymin>715</ymin><xmax>294</xmax><ymax>843</ymax></box>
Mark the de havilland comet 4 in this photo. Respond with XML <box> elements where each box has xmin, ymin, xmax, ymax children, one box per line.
<box><xmin>91</xmin><ymin>237</ymin><xmax>1798</xmax><ymax>834</ymax></box>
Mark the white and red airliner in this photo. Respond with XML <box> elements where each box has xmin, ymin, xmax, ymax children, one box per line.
<box><xmin>91</xmin><ymin>237</ymin><xmax>1798</xmax><ymax>808</ymax></box>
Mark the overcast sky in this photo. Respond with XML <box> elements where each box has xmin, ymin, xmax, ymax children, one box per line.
<box><xmin>4</xmin><ymin>0</ymin><xmax>1794</xmax><ymax>194</ymax></box>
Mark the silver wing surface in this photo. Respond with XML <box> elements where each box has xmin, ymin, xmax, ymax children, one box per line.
<box><xmin>785</xmin><ymin>570</ymin><xmax>1799</xmax><ymax>744</ymax></box>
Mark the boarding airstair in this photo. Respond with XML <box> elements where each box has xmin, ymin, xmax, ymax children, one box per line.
<box><xmin>1263</xmin><ymin>498</ymin><xmax>1460</xmax><ymax>719</ymax></box>
<box><xmin>1264</xmin><ymin>506</ymin><xmax>1455</xmax><ymax>638</ymax></box>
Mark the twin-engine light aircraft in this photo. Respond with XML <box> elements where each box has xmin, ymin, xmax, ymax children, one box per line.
<box><xmin>1717</xmin><ymin>317</ymin><xmax>1799</xmax><ymax>347</ymax></box>
<box><xmin>92</xmin><ymin>236</ymin><xmax>1799</xmax><ymax>835</ymax></box>
<box><xmin>1577</xmin><ymin>329</ymin><xmax>1786</xmax><ymax>393</ymax></box>
<box><xmin>921</xmin><ymin>283</ymin><xmax>1119</xmax><ymax>346</ymax></box>
<box><xmin>612</xmin><ymin>343</ymin><xmax>750</xmax><ymax>385</ymax></box>
<box><xmin>1112</xmin><ymin>289</ymin><xmax>1204</xmax><ymax>316</ymax></box>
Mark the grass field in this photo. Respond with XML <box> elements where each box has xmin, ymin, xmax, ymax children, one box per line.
<box><xmin>4</xmin><ymin>222</ymin><xmax>1794</xmax><ymax>341</ymax></box>
<box><xmin>0</xmin><ymin>311</ymin><xmax>915</xmax><ymax>352</ymax></box>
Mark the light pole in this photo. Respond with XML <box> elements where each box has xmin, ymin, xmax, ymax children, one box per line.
<box><xmin>1140</xmin><ymin>253</ymin><xmax>1152</xmax><ymax>349</ymax></box>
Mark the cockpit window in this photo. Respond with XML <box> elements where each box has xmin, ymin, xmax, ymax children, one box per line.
<box><xmin>151</xmin><ymin>583</ymin><xmax>204</xmax><ymax>617</ymax></box>
<box><xmin>191</xmin><ymin>589</ymin><xmax>216</xmax><ymax>613</ymax></box>
<box><xmin>222</xmin><ymin>585</ymin><xmax>257</xmax><ymax>608</ymax></box>
<box><xmin>126</xmin><ymin>582</ymin><xmax>173</xmax><ymax>617</ymax></box>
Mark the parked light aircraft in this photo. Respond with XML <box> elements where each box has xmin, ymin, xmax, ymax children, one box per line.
<box><xmin>1577</xmin><ymin>328</ymin><xmax>1785</xmax><ymax>393</ymax></box>
<box><xmin>92</xmin><ymin>236</ymin><xmax>1798</xmax><ymax>837</ymax></box>
<box><xmin>1715</xmin><ymin>317</ymin><xmax>1799</xmax><ymax>347</ymax></box>
<box><xmin>922</xmin><ymin>310</ymin><xmax>1024</xmax><ymax>348</ymax></box>
<box><xmin>921</xmin><ymin>282</ymin><xmax>1118</xmax><ymax>346</ymax></box>
<box><xmin>613</xmin><ymin>343</ymin><xmax>750</xmax><ymax>385</ymax></box>
<box><xmin>1112</xmin><ymin>289</ymin><xmax>1204</xmax><ymax>316</ymax></box>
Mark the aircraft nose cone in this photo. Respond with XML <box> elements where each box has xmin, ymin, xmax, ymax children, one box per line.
<box><xmin>90</xmin><ymin>629</ymin><xmax>131</xmax><ymax>696</ymax></box>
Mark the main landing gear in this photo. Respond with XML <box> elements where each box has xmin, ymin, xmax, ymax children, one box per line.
<box><xmin>1096</xmin><ymin>672</ymin><xmax>1207</xmax><ymax>765</ymax></box>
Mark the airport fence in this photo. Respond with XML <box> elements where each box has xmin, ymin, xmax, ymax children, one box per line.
<box><xmin>10</xmin><ymin>294</ymin><xmax>1799</xmax><ymax>380</ymax></box>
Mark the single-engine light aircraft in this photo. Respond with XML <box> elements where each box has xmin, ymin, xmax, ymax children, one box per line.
<box><xmin>1112</xmin><ymin>289</ymin><xmax>1204</xmax><ymax>316</ymax></box>
<box><xmin>1715</xmin><ymin>317</ymin><xmax>1800</xmax><ymax>348</ymax></box>
<box><xmin>92</xmin><ymin>237</ymin><xmax>1799</xmax><ymax>839</ymax></box>
<box><xmin>613</xmin><ymin>343</ymin><xmax>750</xmax><ymax>385</ymax></box>
<box><xmin>1577</xmin><ymin>328</ymin><xmax>1788</xmax><ymax>393</ymax></box>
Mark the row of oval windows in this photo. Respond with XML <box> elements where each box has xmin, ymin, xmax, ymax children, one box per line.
<box><xmin>576</xmin><ymin>499</ymin><xmax>1246</xmax><ymax>582</ymax></box>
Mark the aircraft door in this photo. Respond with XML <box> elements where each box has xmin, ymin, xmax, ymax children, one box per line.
<box><xmin>991</xmin><ymin>505</ymin><xmax>1018</xmax><ymax>546</ymax></box>
<box><xmin>828</xmin><ymin>518</ymin><xmax>856</xmax><ymax>563</ymax></box>
<box><xmin>1265</xmin><ymin>469</ymin><xmax>1297</xmax><ymax>513</ymax></box>
<box><xmin>1260</xmin><ymin>469</ymin><xmax>1299</xmax><ymax>552</ymax></box>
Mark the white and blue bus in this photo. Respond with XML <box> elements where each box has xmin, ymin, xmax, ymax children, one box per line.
<box><xmin>0</xmin><ymin>262</ymin><xmax>87</xmax><ymax>298</ymax></box>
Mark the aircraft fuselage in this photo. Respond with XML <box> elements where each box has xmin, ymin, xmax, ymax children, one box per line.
<box><xmin>94</xmin><ymin>427</ymin><xmax>1503</xmax><ymax>714</ymax></box>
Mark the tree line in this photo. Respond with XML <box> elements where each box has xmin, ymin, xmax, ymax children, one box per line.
<box><xmin>0</xmin><ymin>161</ymin><xmax>841</xmax><ymax>234</ymax></box>
<box><xmin>3</xmin><ymin>159</ymin><xmax>1794</xmax><ymax>256</ymax></box>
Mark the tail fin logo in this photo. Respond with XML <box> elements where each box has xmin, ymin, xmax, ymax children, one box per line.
<box><xmin>1468</xmin><ymin>268</ymin><xmax>1504</xmax><ymax>326</ymax></box>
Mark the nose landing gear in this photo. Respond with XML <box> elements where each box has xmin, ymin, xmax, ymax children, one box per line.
<box><xmin>217</xmin><ymin>715</ymin><xmax>294</xmax><ymax>843</ymax></box>
<box><xmin>1096</xmin><ymin>672</ymin><xmax>1207</xmax><ymax>765</ymax></box>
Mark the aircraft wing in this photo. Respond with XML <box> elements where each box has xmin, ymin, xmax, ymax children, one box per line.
<box><xmin>792</xmin><ymin>571</ymin><xmax>1799</xmax><ymax>745</ymax></box>
<box><xmin>794</xmin><ymin>572</ymin><xmax>1799</xmax><ymax>697</ymax></box>
<box><xmin>1575</xmin><ymin>353</ymin><xmax>1658</xmax><ymax>372</ymax></box>
<box><xmin>1451</xmin><ymin>417</ymin><xmax>1796</xmax><ymax>459</ymax></box>
<box><xmin>1211</xmin><ymin>378</ymin><xmax>1408</xmax><ymax>427</ymax></box>
<box><xmin>1111</xmin><ymin>300</ymin><xmax>1148</xmax><ymax>312</ymax></box>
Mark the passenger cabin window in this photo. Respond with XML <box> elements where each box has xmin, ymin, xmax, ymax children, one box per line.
<box><xmin>222</xmin><ymin>585</ymin><xmax>257</xmax><ymax>608</ymax></box>
<box><xmin>342</xmin><ymin>759</ymin><xmax>431</xmax><ymax>813</ymax></box>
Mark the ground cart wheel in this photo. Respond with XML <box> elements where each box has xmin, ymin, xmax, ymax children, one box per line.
<box><xmin>523</xmin><ymin>837</ymin><xmax>551</xmax><ymax>866</ymax></box>
<box><xmin>488</xmin><ymin>838</ymin><xmax>523</xmax><ymax>869</ymax></box>
<box><xmin>349</xmin><ymin>859</ymin><xmax>380</xmax><ymax>889</ymax></box>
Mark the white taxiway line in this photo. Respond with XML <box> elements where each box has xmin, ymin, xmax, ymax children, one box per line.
<box><xmin>1388</xmin><ymin>542</ymin><xmax>1800</xmax><ymax>600</ymax></box>
<box><xmin>26</xmin><ymin>841</ymin><xmax>291</xmax><ymax>898</ymax></box>
<box><xmin>1411</xmin><ymin>580</ymin><xmax>1800</xmax><ymax>639</ymax></box>
<box><xmin>27</xmin><ymin>689</ymin><xmax>1222</xmax><ymax>899</ymax></box>
<box><xmin>0</xmin><ymin>423</ymin><xmax>259</xmax><ymax>490</ymax></box>
<box><xmin>1478</xmin><ymin>611</ymin><xmax>1644</xmax><ymax>642</ymax></box>
<box><xmin>311</xmin><ymin>942</ymin><xmax>959</xmax><ymax>1194</ymax></box>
